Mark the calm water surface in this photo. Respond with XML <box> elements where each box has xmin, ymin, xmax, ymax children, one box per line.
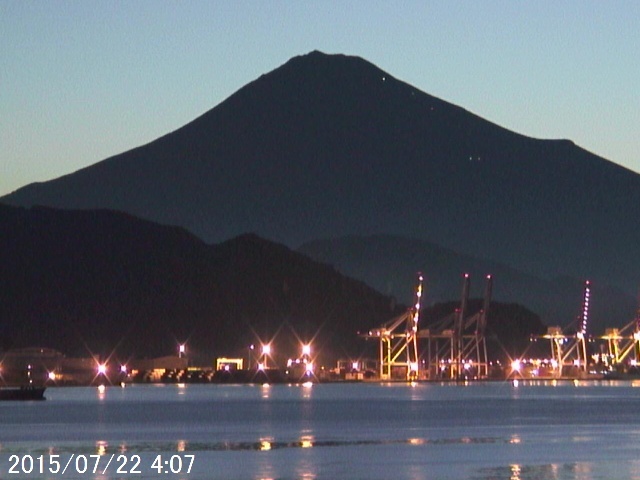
<box><xmin>2</xmin><ymin>381</ymin><xmax>640</xmax><ymax>479</ymax></box>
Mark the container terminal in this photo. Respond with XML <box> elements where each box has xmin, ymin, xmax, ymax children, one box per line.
<box><xmin>2</xmin><ymin>274</ymin><xmax>639</xmax><ymax>387</ymax></box>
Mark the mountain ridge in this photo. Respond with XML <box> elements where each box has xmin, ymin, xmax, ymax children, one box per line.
<box><xmin>297</xmin><ymin>234</ymin><xmax>637</xmax><ymax>334</ymax></box>
<box><xmin>0</xmin><ymin>203</ymin><xmax>552</xmax><ymax>365</ymax></box>
<box><xmin>0</xmin><ymin>204</ymin><xmax>402</xmax><ymax>363</ymax></box>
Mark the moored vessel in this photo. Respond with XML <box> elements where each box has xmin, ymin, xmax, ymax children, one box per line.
<box><xmin>0</xmin><ymin>386</ymin><xmax>46</xmax><ymax>401</ymax></box>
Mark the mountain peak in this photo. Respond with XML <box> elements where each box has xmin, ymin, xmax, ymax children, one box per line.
<box><xmin>300</xmin><ymin>49</ymin><xmax>331</xmax><ymax>58</ymax></box>
<box><xmin>290</xmin><ymin>50</ymin><xmax>364</xmax><ymax>63</ymax></box>
<box><xmin>262</xmin><ymin>50</ymin><xmax>393</xmax><ymax>90</ymax></box>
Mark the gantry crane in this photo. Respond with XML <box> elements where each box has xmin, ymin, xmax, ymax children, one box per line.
<box><xmin>419</xmin><ymin>274</ymin><xmax>492</xmax><ymax>379</ymax></box>
<box><xmin>600</xmin><ymin>295</ymin><xmax>640</xmax><ymax>367</ymax></box>
<box><xmin>541</xmin><ymin>280</ymin><xmax>591</xmax><ymax>377</ymax></box>
<box><xmin>364</xmin><ymin>274</ymin><xmax>424</xmax><ymax>380</ymax></box>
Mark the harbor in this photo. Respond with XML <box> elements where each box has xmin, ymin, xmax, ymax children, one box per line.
<box><xmin>1</xmin><ymin>271</ymin><xmax>639</xmax><ymax>390</ymax></box>
<box><xmin>2</xmin><ymin>274</ymin><xmax>639</xmax><ymax>388</ymax></box>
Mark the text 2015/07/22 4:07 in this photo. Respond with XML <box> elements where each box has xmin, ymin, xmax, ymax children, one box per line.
<box><xmin>6</xmin><ymin>454</ymin><xmax>195</xmax><ymax>475</ymax></box>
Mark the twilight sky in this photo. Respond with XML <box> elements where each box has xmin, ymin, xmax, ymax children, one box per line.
<box><xmin>1</xmin><ymin>1</ymin><xmax>638</xmax><ymax>196</ymax></box>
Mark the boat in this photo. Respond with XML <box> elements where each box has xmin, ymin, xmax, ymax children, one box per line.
<box><xmin>0</xmin><ymin>386</ymin><xmax>46</xmax><ymax>401</ymax></box>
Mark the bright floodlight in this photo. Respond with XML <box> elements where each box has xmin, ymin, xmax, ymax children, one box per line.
<box><xmin>511</xmin><ymin>360</ymin><xmax>521</xmax><ymax>372</ymax></box>
<box><xmin>48</xmin><ymin>371</ymin><xmax>56</xmax><ymax>381</ymax></box>
<box><xmin>302</xmin><ymin>344</ymin><xmax>311</xmax><ymax>356</ymax></box>
<box><xmin>97</xmin><ymin>364</ymin><xmax>107</xmax><ymax>375</ymax></box>
<box><xmin>120</xmin><ymin>365</ymin><xmax>127</xmax><ymax>373</ymax></box>
<box><xmin>262</xmin><ymin>344</ymin><xmax>271</xmax><ymax>355</ymax></box>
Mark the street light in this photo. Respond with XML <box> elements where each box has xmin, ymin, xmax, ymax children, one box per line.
<box><xmin>248</xmin><ymin>344</ymin><xmax>255</xmax><ymax>369</ymax></box>
<box><xmin>261</xmin><ymin>344</ymin><xmax>272</xmax><ymax>369</ymax></box>
<box><xmin>511</xmin><ymin>359</ymin><xmax>521</xmax><ymax>372</ymax></box>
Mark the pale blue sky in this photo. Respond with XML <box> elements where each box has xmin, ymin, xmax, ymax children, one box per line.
<box><xmin>1</xmin><ymin>1</ymin><xmax>638</xmax><ymax>196</ymax></box>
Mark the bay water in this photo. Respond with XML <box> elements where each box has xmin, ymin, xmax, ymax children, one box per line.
<box><xmin>2</xmin><ymin>381</ymin><xmax>640</xmax><ymax>479</ymax></box>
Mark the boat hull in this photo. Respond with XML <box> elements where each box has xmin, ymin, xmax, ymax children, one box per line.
<box><xmin>0</xmin><ymin>387</ymin><xmax>46</xmax><ymax>401</ymax></box>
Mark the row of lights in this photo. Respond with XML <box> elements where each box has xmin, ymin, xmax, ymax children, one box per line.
<box><xmin>48</xmin><ymin>342</ymin><xmax>319</xmax><ymax>378</ymax></box>
<box><xmin>95</xmin><ymin>343</ymin><xmax>189</xmax><ymax>377</ymax></box>
<box><xmin>96</xmin><ymin>363</ymin><xmax>129</xmax><ymax>376</ymax></box>
<box><xmin>256</xmin><ymin>343</ymin><xmax>313</xmax><ymax>372</ymax></box>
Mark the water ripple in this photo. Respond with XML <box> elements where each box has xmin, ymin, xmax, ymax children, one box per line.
<box><xmin>1</xmin><ymin>435</ymin><xmax>508</xmax><ymax>455</ymax></box>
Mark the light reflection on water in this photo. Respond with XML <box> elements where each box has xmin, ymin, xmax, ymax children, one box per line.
<box><xmin>0</xmin><ymin>435</ymin><xmax>507</xmax><ymax>455</ymax></box>
<box><xmin>2</xmin><ymin>382</ymin><xmax>640</xmax><ymax>479</ymax></box>
<box><xmin>477</xmin><ymin>462</ymin><xmax>602</xmax><ymax>480</ymax></box>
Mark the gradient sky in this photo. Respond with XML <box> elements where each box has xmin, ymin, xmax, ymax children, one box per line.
<box><xmin>1</xmin><ymin>1</ymin><xmax>638</xmax><ymax>196</ymax></box>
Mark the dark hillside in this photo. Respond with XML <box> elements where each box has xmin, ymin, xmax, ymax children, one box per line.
<box><xmin>421</xmin><ymin>300</ymin><xmax>547</xmax><ymax>361</ymax></box>
<box><xmin>298</xmin><ymin>235</ymin><xmax>637</xmax><ymax>334</ymax></box>
<box><xmin>0</xmin><ymin>205</ymin><xmax>399</xmax><ymax>365</ymax></box>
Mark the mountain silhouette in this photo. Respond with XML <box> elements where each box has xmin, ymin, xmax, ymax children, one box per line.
<box><xmin>3</xmin><ymin>50</ymin><xmax>639</xmax><ymax>296</ymax></box>
<box><xmin>0</xmin><ymin>204</ymin><xmax>401</xmax><ymax>364</ymax></box>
